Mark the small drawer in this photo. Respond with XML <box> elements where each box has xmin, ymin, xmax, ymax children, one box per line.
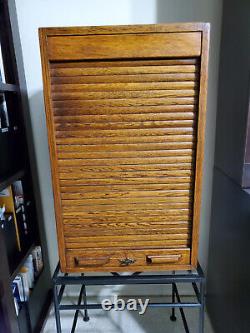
<box><xmin>65</xmin><ymin>248</ymin><xmax>191</xmax><ymax>272</ymax></box>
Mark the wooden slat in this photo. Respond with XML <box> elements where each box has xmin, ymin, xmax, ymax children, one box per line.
<box><xmin>64</xmin><ymin>227</ymin><xmax>190</xmax><ymax>237</ymax></box>
<box><xmin>53</xmin><ymin>97</ymin><xmax>196</xmax><ymax>109</ymax></box>
<box><xmin>57</xmin><ymin>149</ymin><xmax>193</xmax><ymax>159</ymax></box>
<box><xmin>61</xmin><ymin>189</ymin><xmax>190</xmax><ymax>200</ymax></box>
<box><xmin>52</xmin><ymin>81</ymin><xmax>197</xmax><ymax>92</ymax></box>
<box><xmin>59</xmin><ymin>169</ymin><xmax>192</xmax><ymax>180</ymax></box>
<box><xmin>55</xmin><ymin>121</ymin><xmax>194</xmax><ymax>131</ymax></box>
<box><xmin>54</xmin><ymin>113</ymin><xmax>195</xmax><ymax>123</ymax></box>
<box><xmin>62</xmin><ymin>201</ymin><xmax>190</xmax><ymax>212</ymax></box>
<box><xmin>51</xmin><ymin>65</ymin><xmax>198</xmax><ymax>77</ymax></box>
<box><xmin>65</xmin><ymin>239</ymin><xmax>190</xmax><ymax>249</ymax></box>
<box><xmin>59</xmin><ymin>176</ymin><xmax>192</xmax><ymax>186</ymax></box>
<box><xmin>66</xmin><ymin>232</ymin><xmax>189</xmax><ymax>242</ymax></box>
<box><xmin>61</xmin><ymin>195</ymin><xmax>190</xmax><ymax>206</ymax></box>
<box><xmin>58</xmin><ymin>163</ymin><xmax>193</xmax><ymax>173</ymax></box>
<box><xmin>52</xmin><ymin>89</ymin><xmax>197</xmax><ymax>101</ymax></box>
<box><xmin>57</xmin><ymin>155</ymin><xmax>194</xmax><ymax>166</ymax></box>
<box><xmin>63</xmin><ymin>216</ymin><xmax>191</xmax><ymax>224</ymax></box>
<box><xmin>56</xmin><ymin>142</ymin><xmax>194</xmax><ymax>153</ymax></box>
<box><xmin>62</xmin><ymin>208</ymin><xmax>190</xmax><ymax>218</ymax></box>
<box><xmin>50</xmin><ymin>58</ymin><xmax>199</xmax><ymax>68</ymax></box>
<box><xmin>63</xmin><ymin>216</ymin><xmax>189</xmax><ymax>227</ymax></box>
<box><xmin>55</xmin><ymin>127</ymin><xmax>195</xmax><ymax>138</ymax></box>
<box><xmin>62</xmin><ymin>213</ymin><xmax>191</xmax><ymax>223</ymax></box>
<box><xmin>60</xmin><ymin>183</ymin><xmax>193</xmax><ymax>193</ymax></box>
<box><xmin>56</xmin><ymin>134</ymin><xmax>195</xmax><ymax>145</ymax></box>
<box><xmin>51</xmin><ymin>72</ymin><xmax>199</xmax><ymax>87</ymax></box>
<box><xmin>53</xmin><ymin>104</ymin><xmax>196</xmax><ymax>116</ymax></box>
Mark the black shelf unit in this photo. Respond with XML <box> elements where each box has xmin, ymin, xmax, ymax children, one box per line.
<box><xmin>0</xmin><ymin>1</ymin><xmax>51</xmax><ymax>333</ymax></box>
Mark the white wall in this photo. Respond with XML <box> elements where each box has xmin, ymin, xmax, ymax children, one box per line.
<box><xmin>14</xmin><ymin>0</ymin><xmax>222</xmax><ymax>275</ymax></box>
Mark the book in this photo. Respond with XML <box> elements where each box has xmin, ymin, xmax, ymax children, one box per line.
<box><xmin>0</xmin><ymin>44</ymin><xmax>6</xmax><ymax>83</ymax></box>
<box><xmin>32</xmin><ymin>246</ymin><xmax>43</xmax><ymax>276</ymax></box>
<box><xmin>13</xmin><ymin>275</ymin><xmax>25</xmax><ymax>302</ymax></box>
<box><xmin>0</xmin><ymin>93</ymin><xmax>9</xmax><ymax>129</ymax></box>
<box><xmin>0</xmin><ymin>186</ymin><xmax>21</xmax><ymax>251</ymax></box>
<box><xmin>12</xmin><ymin>181</ymin><xmax>24</xmax><ymax>208</ymax></box>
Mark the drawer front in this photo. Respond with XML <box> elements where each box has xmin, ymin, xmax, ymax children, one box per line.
<box><xmin>66</xmin><ymin>248</ymin><xmax>191</xmax><ymax>272</ymax></box>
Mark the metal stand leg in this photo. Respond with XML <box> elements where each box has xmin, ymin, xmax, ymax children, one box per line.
<box><xmin>53</xmin><ymin>284</ymin><xmax>62</xmax><ymax>333</ymax></box>
<box><xmin>199</xmin><ymin>279</ymin><xmax>205</xmax><ymax>333</ymax></box>
<box><xmin>71</xmin><ymin>284</ymin><xmax>86</xmax><ymax>333</ymax></box>
<box><xmin>173</xmin><ymin>283</ymin><xmax>190</xmax><ymax>333</ymax></box>
<box><xmin>82</xmin><ymin>284</ymin><xmax>89</xmax><ymax>322</ymax></box>
<box><xmin>170</xmin><ymin>283</ymin><xmax>177</xmax><ymax>321</ymax></box>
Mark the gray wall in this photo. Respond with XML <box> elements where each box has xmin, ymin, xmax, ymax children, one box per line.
<box><xmin>207</xmin><ymin>1</ymin><xmax>250</xmax><ymax>332</ymax></box>
<box><xmin>157</xmin><ymin>0</ymin><xmax>223</xmax><ymax>271</ymax></box>
<box><xmin>14</xmin><ymin>0</ymin><xmax>222</xmax><ymax>275</ymax></box>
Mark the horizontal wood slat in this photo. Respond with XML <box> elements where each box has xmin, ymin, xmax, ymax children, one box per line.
<box><xmin>60</xmin><ymin>183</ymin><xmax>193</xmax><ymax>192</ymax></box>
<box><xmin>51</xmin><ymin>81</ymin><xmax>198</xmax><ymax>92</ymax></box>
<box><xmin>50</xmin><ymin>58</ymin><xmax>199</xmax><ymax>68</ymax></box>
<box><xmin>54</xmin><ymin>113</ymin><xmax>195</xmax><ymax>123</ymax></box>
<box><xmin>55</xmin><ymin>135</ymin><xmax>194</xmax><ymax>145</ymax></box>
<box><xmin>56</xmin><ymin>142</ymin><xmax>194</xmax><ymax>153</ymax></box>
<box><xmin>51</xmin><ymin>65</ymin><xmax>198</xmax><ymax>77</ymax></box>
<box><xmin>52</xmin><ymin>89</ymin><xmax>197</xmax><ymax>101</ymax></box>
<box><xmin>51</xmin><ymin>73</ymin><xmax>198</xmax><ymax>85</ymax></box>
<box><xmin>57</xmin><ymin>156</ymin><xmax>194</xmax><ymax>166</ymax></box>
<box><xmin>61</xmin><ymin>196</ymin><xmax>191</xmax><ymax>206</ymax></box>
<box><xmin>61</xmin><ymin>189</ymin><xmax>190</xmax><ymax>200</ymax></box>
<box><xmin>53</xmin><ymin>105</ymin><xmax>196</xmax><ymax>116</ymax></box>
<box><xmin>55</xmin><ymin>128</ymin><xmax>195</xmax><ymax>138</ymax></box>
<box><xmin>52</xmin><ymin>97</ymin><xmax>196</xmax><ymax>108</ymax></box>
<box><xmin>65</xmin><ymin>239</ymin><xmax>190</xmax><ymax>249</ymax></box>
<box><xmin>59</xmin><ymin>170</ymin><xmax>192</xmax><ymax>179</ymax></box>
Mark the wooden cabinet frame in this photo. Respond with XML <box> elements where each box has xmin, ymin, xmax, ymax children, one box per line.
<box><xmin>39</xmin><ymin>23</ymin><xmax>209</xmax><ymax>272</ymax></box>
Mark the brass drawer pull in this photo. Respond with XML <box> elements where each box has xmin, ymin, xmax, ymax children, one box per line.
<box><xmin>119</xmin><ymin>258</ymin><xmax>136</xmax><ymax>266</ymax></box>
<box><xmin>146</xmin><ymin>254</ymin><xmax>182</xmax><ymax>264</ymax></box>
<box><xmin>74</xmin><ymin>256</ymin><xmax>110</xmax><ymax>267</ymax></box>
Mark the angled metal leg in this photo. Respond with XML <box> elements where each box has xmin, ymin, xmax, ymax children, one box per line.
<box><xmin>82</xmin><ymin>283</ymin><xmax>89</xmax><ymax>322</ymax></box>
<box><xmin>71</xmin><ymin>284</ymin><xmax>85</xmax><ymax>333</ymax></box>
<box><xmin>173</xmin><ymin>283</ymin><xmax>190</xmax><ymax>333</ymax></box>
<box><xmin>53</xmin><ymin>284</ymin><xmax>62</xmax><ymax>333</ymax></box>
<box><xmin>199</xmin><ymin>279</ymin><xmax>205</xmax><ymax>333</ymax></box>
<box><xmin>170</xmin><ymin>283</ymin><xmax>177</xmax><ymax>321</ymax></box>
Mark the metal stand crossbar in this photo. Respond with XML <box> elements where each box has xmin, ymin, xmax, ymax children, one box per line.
<box><xmin>52</xmin><ymin>263</ymin><xmax>205</xmax><ymax>333</ymax></box>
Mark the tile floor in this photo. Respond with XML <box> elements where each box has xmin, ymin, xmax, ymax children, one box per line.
<box><xmin>42</xmin><ymin>295</ymin><xmax>214</xmax><ymax>333</ymax></box>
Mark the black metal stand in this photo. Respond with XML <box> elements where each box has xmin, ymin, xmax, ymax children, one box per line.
<box><xmin>52</xmin><ymin>263</ymin><xmax>205</xmax><ymax>333</ymax></box>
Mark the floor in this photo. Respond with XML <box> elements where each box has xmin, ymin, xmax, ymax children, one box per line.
<box><xmin>42</xmin><ymin>294</ymin><xmax>214</xmax><ymax>333</ymax></box>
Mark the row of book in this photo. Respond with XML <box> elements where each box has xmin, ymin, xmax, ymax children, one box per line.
<box><xmin>0</xmin><ymin>181</ymin><xmax>30</xmax><ymax>255</ymax></box>
<box><xmin>12</xmin><ymin>246</ymin><xmax>44</xmax><ymax>315</ymax></box>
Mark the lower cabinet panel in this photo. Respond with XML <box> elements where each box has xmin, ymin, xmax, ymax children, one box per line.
<box><xmin>65</xmin><ymin>248</ymin><xmax>191</xmax><ymax>272</ymax></box>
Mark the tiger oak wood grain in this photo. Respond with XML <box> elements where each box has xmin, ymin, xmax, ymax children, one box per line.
<box><xmin>39</xmin><ymin>23</ymin><xmax>209</xmax><ymax>272</ymax></box>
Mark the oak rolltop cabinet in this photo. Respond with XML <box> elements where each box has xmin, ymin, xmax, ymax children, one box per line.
<box><xmin>39</xmin><ymin>23</ymin><xmax>209</xmax><ymax>273</ymax></box>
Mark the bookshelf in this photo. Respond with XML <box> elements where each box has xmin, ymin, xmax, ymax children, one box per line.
<box><xmin>0</xmin><ymin>1</ymin><xmax>51</xmax><ymax>333</ymax></box>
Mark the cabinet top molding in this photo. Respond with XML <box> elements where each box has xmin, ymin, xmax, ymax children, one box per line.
<box><xmin>39</xmin><ymin>22</ymin><xmax>210</xmax><ymax>36</ymax></box>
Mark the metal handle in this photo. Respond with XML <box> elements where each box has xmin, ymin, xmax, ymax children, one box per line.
<box><xmin>119</xmin><ymin>258</ymin><xmax>136</xmax><ymax>266</ymax></box>
<box><xmin>146</xmin><ymin>254</ymin><xmax>182</xmax><ymax>264</ymax></box>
